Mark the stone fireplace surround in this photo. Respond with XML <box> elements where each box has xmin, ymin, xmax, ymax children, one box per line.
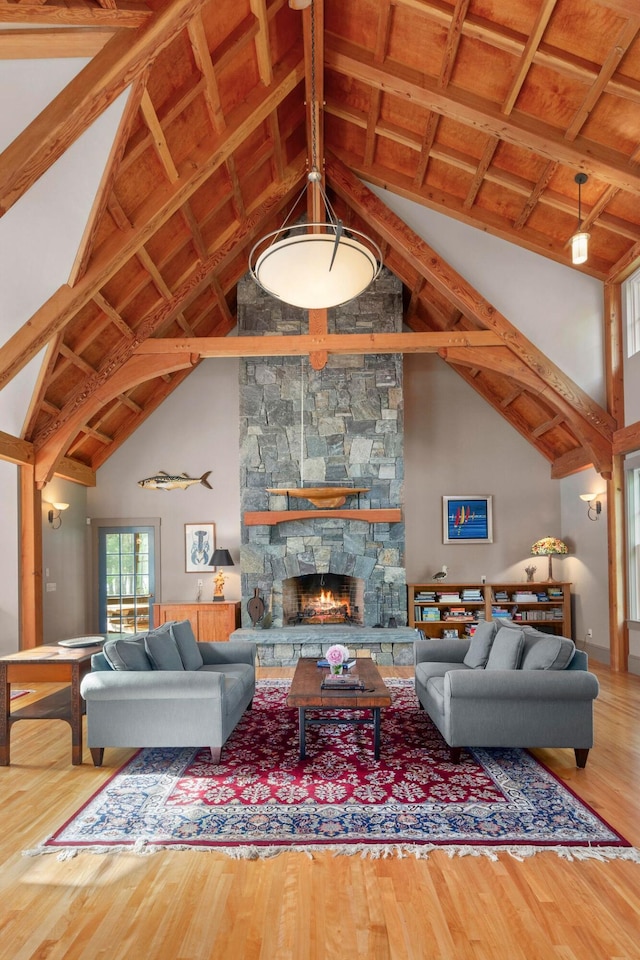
<box><xmin>237</xmin><ymin>269</ymin><xmax>407</xmax><ymax>659</ymax></box>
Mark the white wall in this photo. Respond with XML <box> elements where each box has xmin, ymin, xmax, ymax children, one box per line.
<box><xmin>0</xmin><ymin>462</ymin><xmax>19</xmax><ymax>656</ymax></box>
<box><xmin>41</xmin><ymin>477</ymin><xmax>88</xmax><ymax>644</ymax></box>
<box><xmin>404</xmin><ymin>354</ymin><xmax>562</xmax><ymax>583</ymax></box>
<box><xmin>369</xmin><ymin>186</ymin><xmax>605</xmax><ymax>405</ymax></box>
<box><xmin>87</xmin><ymin>359</ymin><xmax>241</xmax><ymax>621</ymax></box>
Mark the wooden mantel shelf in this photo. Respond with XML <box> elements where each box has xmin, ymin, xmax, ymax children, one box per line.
<box><xmin>244</xmin><ymin>509</ymin><xmax>402</xmax><ymax>526</ymax></box>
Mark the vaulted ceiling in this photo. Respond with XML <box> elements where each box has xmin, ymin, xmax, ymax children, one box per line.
<box><xmin>1</xmin><ymin>0</ymin><xmax>638</xmax><ymax>488</ymax></box>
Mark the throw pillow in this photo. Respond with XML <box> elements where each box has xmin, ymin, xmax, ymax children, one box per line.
<box><xmin>485</xmin><ymin>627</ymin><xmax>525</xmax><ymax>670</ymax></box>
<box><xmin>103</xmin><ymin>634</ymin><xmax>153</xmax><ymax>671</ymax></box>
<box><xmin>144</xmin><ymin>627</ymin><xmax>185</xmax><ymax>670</ymax></box>
<box><xmin>462</xmin><ymin>620</ymin><xmax>498</xmax><ymax>669</ymax></box>
<box><xmin>521</xmin><ymin>634</ymin><xmax>576</xmax><ymax>670</ymax></box>
<box><xmin>171</xmin><ymin>620</ymin><xmax>204</xmax><ymax>670</ymax></box>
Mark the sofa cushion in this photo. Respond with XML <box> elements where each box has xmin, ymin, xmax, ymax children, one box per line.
<box><xmin>485</xmin><ymin>627</ymin><xmax>524</xmax><ymax>670</ymax></box>
<box><xmin>144</xmin><ymin>627</ymin><xmax>185</xmax><ymax>670</ymax></box>
<box><xmin>171</xmin><ymin>620</ymin><xmax>204</xmax><ymax>670</ymax></box>
<box><xmin>462</xmin><ymin>620</ymin><xmax>497</xmax><ymax>669</ymax></box>
<box><xmin>103</xmin><ymin>634</ymin><xmax>153</xmax><ymax>671</ymax></box>
<box><xmin>521</xmin><ymin>634</ymin><xmax>576</xmax><ymax>670</ymax></box>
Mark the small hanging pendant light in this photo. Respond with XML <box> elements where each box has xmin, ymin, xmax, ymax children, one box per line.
<box><xmin>571</xmin><ymin>173</ymin><xmax>589</xmax><ymax>265</ymax></box>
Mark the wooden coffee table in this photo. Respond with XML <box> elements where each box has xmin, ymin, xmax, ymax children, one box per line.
<box><xmin>286</xmin><ymin>657</ymin><xmax>392</xmax><ymax>760</ymax></box>
<box><xmin>0</xmin><ymin>644</ymin><xmax>102</xmax><ymax>766</ymax></box>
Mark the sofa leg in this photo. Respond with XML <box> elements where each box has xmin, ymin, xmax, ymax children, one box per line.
<box><xmin>574</xmin><ymin>748</ymin><xmax>589</xmax><ymax>768</ymax></box>
<box><xmin>90</xmin><ymin>747</ymin><xmax>104</xmax><ymax>767</ymax></box>
<box><xmin>210</xmin><ymin>746</ymin><xmax>222</xmax><ymax>764</ymax></box>
<box><xmin>247</xmin><ymin>698</ymin><xmax>254</xmax><ymax>710</ymax></box>
<box><xmin>449</xmin><ymin>746</ymin><xmax>462</xmax><ymax>763</ymax></box>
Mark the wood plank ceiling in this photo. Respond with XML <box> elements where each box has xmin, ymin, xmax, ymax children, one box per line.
<box><xmin>1</xmin><ymin>0</ymin><xmax>639</xmax><ymax>486</ymax></box>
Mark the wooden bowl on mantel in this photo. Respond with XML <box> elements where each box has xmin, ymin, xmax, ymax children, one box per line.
<box><xmin>266</xmin><ymin>487</ymin><xmax>370</xmax><ymax>508</ymax></box>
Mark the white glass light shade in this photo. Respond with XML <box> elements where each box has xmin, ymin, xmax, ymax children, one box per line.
<box><xmin>250</xmin><ymin>227</ymin><xmax>382</xmax><ymax>309</ymax></box>
<box><xmin>52</xmin><ymin>502</ymin><xmax>70</xmax><ymax>511</ymax></box>
<box><xmin>571</xmin><ymin>231</ymin><xmax>589</xmax><ymax>265</ymax></box>
<box><xmin>579</xmin><ymin>493</ymin><xmax>596</xmax><ymax>502</ymax></box>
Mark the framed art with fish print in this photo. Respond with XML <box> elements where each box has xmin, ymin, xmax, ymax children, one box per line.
<box><xmin>185</xmin><ymin>523</ymin><xmax>216</xmax><ymax>572</ymax></box>
<box><xmin>442</xmin><ymin>496</ymin><xmax>493</xmax><ymax>544</ymax></box>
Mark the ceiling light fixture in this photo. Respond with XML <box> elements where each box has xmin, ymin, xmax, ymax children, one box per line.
<box><xmin>571</xmin><ymin>173</ymin><xmax>589</xmax><ymax>265</ymax></box>
<box><xmin>249</xmin><ymin>1</ymin><xmax>382</xmax><ymax>309</ymax></box>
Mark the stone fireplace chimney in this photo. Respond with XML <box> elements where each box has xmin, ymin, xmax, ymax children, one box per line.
<box><xmin>238</xmin><ymin>269</ymin><xmax>406</xmax><ymax>628</ymax></box>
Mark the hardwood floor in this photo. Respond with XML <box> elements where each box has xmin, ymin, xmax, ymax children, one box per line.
<box><xmin>1</xmin><ymin>663</ymin><xmax>639</xmax><ymax>960</ymax></box>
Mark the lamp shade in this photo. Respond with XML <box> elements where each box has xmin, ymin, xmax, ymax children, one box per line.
<box><xmin>209</xmin><ymin>549</ymin><xmax>234</xmax><ymax>567</ymax></box>
<box><xmin>531</xmin><ymin>537</ymin><xmax>568</xmax><ymax>556</ymax></box>
<box><xmin>571</xmin><ymin>231</ymin><xmax>589</xmax><ymax>265</ymax></box>
<box><xmin>249</xmin><ymin>226</ymin><xmax>381</xmax><ymax>309</ymax></box>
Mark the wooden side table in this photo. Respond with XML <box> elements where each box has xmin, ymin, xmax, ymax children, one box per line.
<box><xmin>0</xmin><ymin>645</ymin><xmax>101</xmax><ymax>766</ymax></box>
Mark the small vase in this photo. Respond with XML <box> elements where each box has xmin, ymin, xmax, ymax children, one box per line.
<box><xmin>330</xmin><ymin>664</ymin><xmax>343</xmax><ymax>675</ymax></box>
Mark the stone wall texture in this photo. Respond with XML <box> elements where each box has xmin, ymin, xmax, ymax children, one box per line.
<box><xmin>238</xmin><ymin>269</ymin><xmax>406</xmax><ymax>628</ymax></box>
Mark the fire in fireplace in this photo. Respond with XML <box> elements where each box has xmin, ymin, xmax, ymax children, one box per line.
<box><xmin>282</xmin><ymin>573</ymin><xmax>364</xmax><ymax>626</ymax></box>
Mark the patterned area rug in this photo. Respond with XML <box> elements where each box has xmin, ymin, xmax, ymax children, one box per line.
<box><xmin>30</xmin><ymin>679</ymin><xmax>636</xmax><ymax>861</ymax></box>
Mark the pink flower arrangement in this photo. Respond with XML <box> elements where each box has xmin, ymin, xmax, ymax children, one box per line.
<box><xmin>325</xmin><ymin>644</ymin><xmax>350</xmax><ymax>667</ymax></box>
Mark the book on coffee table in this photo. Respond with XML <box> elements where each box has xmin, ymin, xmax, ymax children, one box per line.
<box><xmin>320</xmin><ymin>675</ymin><xmax>365</xmax><ymax>691</ymax></box>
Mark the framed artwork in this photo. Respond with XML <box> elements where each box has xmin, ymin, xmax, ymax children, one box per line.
<box><xmin>185</xmin><ymin>523</ymin><xmax>216</xmax><ymax>572</ymax></box>
<box><xmin>442</xmin><ymin>496</ymin><xmax>493</xmax><ymax>544</ymax></box>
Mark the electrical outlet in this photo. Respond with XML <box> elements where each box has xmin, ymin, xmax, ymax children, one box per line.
<box><xmin>46</xmin><ymin>582</ymin><xmax>56</xmax><ymax>592</ymax></box>
<box><xmin>197</xmin><ymin>579</ymin><xmax>203</xmax><ymax>587</ymax></box>
<box><xmin>586</xmin><ymin>628</ymin><xmax>593</xmax><ymax>639</ymax></box>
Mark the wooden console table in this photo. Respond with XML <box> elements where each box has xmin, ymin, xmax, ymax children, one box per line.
<box><xmin>0</xmin><ymin>645</ymin><xmax>101</xmax><ymax>766</ymax></box>
<box><xmin>154</xmin><ymin>601</ymin><xmax>241</xmax><ymax>641</ymax></box>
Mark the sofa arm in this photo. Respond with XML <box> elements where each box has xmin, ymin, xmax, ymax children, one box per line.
<box><xmin>445</xmin><ymin>669</ymin><xmax>599</xmax><ymax>702</ymax></box>
<box><xmin>81</xmin><ymin>669</ymin><xmax>224</xmax><ymax>701</ymax></box>
<box><xmin>199</xmin><ymin>640</ymin><xmax>256</xmax><ymax>667</ymax></box>
<box><xmin>414</xmin><ymin>637</ymin><xmax>469</xmax><ymax>665</ymax></box>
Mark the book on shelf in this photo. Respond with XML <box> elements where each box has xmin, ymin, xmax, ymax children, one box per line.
<box><xmin>512</xmin><ymin>592</ymin><xmax>538</xmax><ymax>602</ymax></box>
<box><xmin>437</xmin><ymin>592</ymin><xmax>462</xmax><ymax>602</ymax></box>
<box><xmin>461</xmin><ymin>589</ymin><xmax>483</xmax><ymax>601</ymax></box>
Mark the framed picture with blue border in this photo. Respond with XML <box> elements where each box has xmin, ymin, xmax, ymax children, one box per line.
<box><xmin>443</xmin><ymin>496</ymin><xmax>493</xmax><ymax>544</ymax></box>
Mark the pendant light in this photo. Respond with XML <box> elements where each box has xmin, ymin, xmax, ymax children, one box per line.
<box><xmin>249</xmin><ymin>1</ymin><xmax>382</xmax><ymax>309</ymax></box>
<box><xmin>571</xmin><ymin>173</ymin><xmax>589</xmax><ymax>265</ymax></box>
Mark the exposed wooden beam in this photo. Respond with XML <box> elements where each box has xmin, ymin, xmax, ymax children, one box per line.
<box><xmin>325</xmin><ymin>152</ymin><xmax>616</xmax><ymax>448</ymax></box>
<box><xmin>34</xmin><ymin>354</ymin><xmax>196</xmax><ymax>486</ymax></box>
<box><xmin>0</xmin><ymin>0</ymin><xmax>210</xmax><ymax>218</ymax></box>
<box><xmin>324</xmin><ymin>35</ymin><xmax>640</xmax><ymax>195</ymax></box>
<box><xmin>0</xmin><ymin>28</ymin><xmax>115</xmax><ymax>58</ymax></box>
<box><xmin>54</xmin><ymin>457</ymin><xmax>97</xmax><ymax>488</ymax></box>
<box><xmin>613</xmin><ymin>420</ymin><xmax>640</xmax><ymax>455</ymax></box>
<box><xmin>0</xmin><ymin>430</ymin><xmax>33</xmax><ymax>466</ymax></box>
<box><xmin>0</xmin><ymin>4</ymin><xmax>152</xmax><ymax>27</ymax></box>
<box><xmin>501</xmin><ymin>0</ymin><xmax>557</xmax><ymax>115</ymax></box>
<box><xmin>19</xmin><ymin>465</ymin><xmax>42</xmax><ymax>649</ymax></box>
<box><xmin>31</xmin><ymin>165</ymin><xmax>305</xmax><ymax>457</ymax></box>
<box><xmin>0</xmin><ymin>50</ymin><xmax>305</xmax><ymax>392</ymax></box>
<box><xmin>136</xmin><ymin>331</ymin><xmax>503</xmax><ymax>358</ymax></box>
<box><xmin>550</xmin><ymin>447</ymin><xmax>595</xmax><ymax>478</ymax></box>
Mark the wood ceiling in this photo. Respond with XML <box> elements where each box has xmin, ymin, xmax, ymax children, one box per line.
<box><xmin>1</xmin><ymin>0</ymin><xmax>639</xmax><ymax>488</ymax></box>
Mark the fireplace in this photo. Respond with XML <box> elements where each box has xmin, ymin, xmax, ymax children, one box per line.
<box><xmin>283</xmin><ymin>574</ymin><xmax>364</xmax><ymax>626</ymax></box>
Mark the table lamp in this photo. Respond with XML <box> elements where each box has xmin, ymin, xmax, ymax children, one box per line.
<box><xmin>530</xmin><ymin>537</ymin><xmax>568</xmax><ymax>581</ymax></box>
<box><xmin>209</xmin><ymin>549</ymin><xmax>234</xmax><ymax>601</ymax></box>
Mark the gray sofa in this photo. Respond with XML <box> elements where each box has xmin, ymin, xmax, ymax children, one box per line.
<box><xmin>81</xmin><ymin>620</ymin><xmax>255</xmax><ymax>766</ymax></box>
<box><xmin>414</xmin><ymin>619</ymin><xmax>599</xmax><ymax>767</ymax></box>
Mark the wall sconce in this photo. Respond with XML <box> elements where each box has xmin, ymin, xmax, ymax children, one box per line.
<box><xmin>46</xmin><ymin>502</ymin><xmax>69</xmax><ymax>529</ymax></box>
<box><xmin>571</xmin><ymin>173</ymin><xmax>589</xmax><ymax>265</ymax></box>
<box><xmin>208</xmin><ymin>548</ymin><xmax>234</xmax><ymax>601</ymax></box>
<box><xmin>579</xmin><ymin>493</ymin><xmax>601</xmax><ymax>521</ymax></box>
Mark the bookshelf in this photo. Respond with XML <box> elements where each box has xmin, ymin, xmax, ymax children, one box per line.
<box><xmin>408</xmin><ymin>582</ymin><xmax>572</xmax><ymax>640</ymax></box>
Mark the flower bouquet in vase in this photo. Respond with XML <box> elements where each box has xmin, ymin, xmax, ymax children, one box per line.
<box><xmin>325</xmin><ymin>644</ymin><xmax>350</xmax><ymax>675</ymax></box>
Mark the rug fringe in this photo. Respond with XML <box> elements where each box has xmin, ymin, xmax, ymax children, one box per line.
<box><xmin>22</xmin><ymin>841</ymin><xmax>640</xmax><ymax>863</ymax></box>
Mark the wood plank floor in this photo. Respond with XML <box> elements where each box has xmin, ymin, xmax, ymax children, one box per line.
<box><xmin>1</xmin><ymin>663</ymin><xmax>639</xmax><ymax>960</ymax></box>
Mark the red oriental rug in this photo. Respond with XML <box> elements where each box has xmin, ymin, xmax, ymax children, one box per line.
<box><xmin>28</xmin><ymin>680</ymin><xmax>637</xmax><ymax>861</ymax></box>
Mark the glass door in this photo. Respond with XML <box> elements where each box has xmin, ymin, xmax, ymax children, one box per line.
<box><xmin>98</xmin><ymin>526</ymin><xmax>155</xmax><ymax>634</ymax></box>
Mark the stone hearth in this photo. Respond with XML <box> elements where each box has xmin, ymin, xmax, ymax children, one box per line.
<box><xmin>231</xmin><ymin>626</ymin><xmax>419</xmax><ymax>667</ymax></box>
